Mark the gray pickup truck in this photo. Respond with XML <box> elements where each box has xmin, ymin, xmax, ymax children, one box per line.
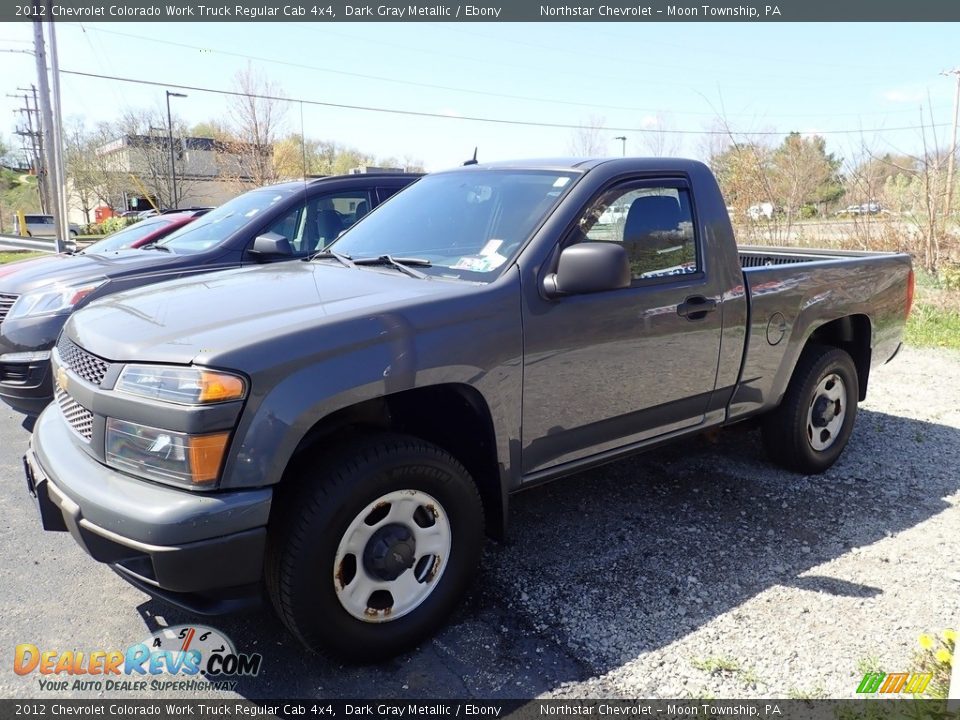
<box><xmin>24</xmin><ymin>158</ymin><xmax>913</xmax><ymax>661</ymax></box>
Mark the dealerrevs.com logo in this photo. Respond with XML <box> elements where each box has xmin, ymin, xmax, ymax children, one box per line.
<box><xmin>14</xmin><ymin>625</ymin><xmax>262</xmax><ymax>693</ymax></box>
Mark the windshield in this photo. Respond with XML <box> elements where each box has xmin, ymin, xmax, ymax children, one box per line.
<box><xmin>83</xmin><ymin>218</ymin><xmax>172</xmax><ymax>254</ymax></box>
<box><xmin>327</xmin><ymin>169</ymin><xmax>577</xmax><ymax>281</ymax></box>
<box><xmin>158</xmin><ymin>186</ymin><xmax>298</xmax><ymax>253</ymax></box>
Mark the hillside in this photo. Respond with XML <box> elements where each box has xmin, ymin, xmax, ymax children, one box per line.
<box><xmin>0</xmin><ymin>168</ymin><xmax>42</xmax><ymax>234</ymax></box>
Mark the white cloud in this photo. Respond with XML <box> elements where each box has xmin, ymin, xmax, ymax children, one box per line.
<box><xmin>640</xmin><ymin>115</ymin><xmax>661</xmax><ymax>129</ymax></box>
<box><xmin>882</xmin><ymin>87</ymin><xmax>927</xmax><ymax>104</ymax></box>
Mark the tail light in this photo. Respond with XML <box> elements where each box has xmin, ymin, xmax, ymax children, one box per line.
<box><xmin>905</xmin><ymin>268</ymin><xmax>915</xmax><ymax>318</ymax></box>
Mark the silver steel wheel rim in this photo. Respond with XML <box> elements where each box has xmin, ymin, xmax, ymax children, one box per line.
<box><xmin>333</xmin><ymin>489</ymin><xmax>451</xmax><ymax>623</ymax></box>
<box><xmin>806</xmin><ymin>373</ymin><xmax>846</xmax><ymax>452</ymax></box>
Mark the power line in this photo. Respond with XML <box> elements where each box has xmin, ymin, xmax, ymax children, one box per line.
<box><xmin>79</xmin><ymin>25</ymin><xmax>705</xmax><ymax>117</ymax></box>
<box><xmin>74</xmin><ymin>25</ymin><xmax>934</xmax><ymax>122</ymax></box>
<box><xmin>60</xmin><ymin>68</ymin><xmax>952</xmax><ymax>137</ymax></box>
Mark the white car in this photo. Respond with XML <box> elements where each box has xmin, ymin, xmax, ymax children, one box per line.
<box><xmin>12</xmin><ymin>214</ymin><xmax>80</xmax><ymax>238</ymax></box>
<box><xmin>747</xmin><ymin>202</ymin><xmax>776</xmax><ymax>221</ymax></box>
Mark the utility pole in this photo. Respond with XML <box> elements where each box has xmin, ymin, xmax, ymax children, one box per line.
<box><xmin>166</xmin><ymin>91</ymin><xmax>187</xmax><ymax>209</ymax></box>
<box><xmin>32</xmin><ymin>13</ymin><xmax>63</xmax><ymax>252</ymax></box>
<box><xmin>614</xmin><ymin>135</ymin><xmax>627</xmax><ymax>157</ymax></box>
<box><xmin>943</xmin><ymin>68</ymin><xmax>960</xmax><ymax>219</ymax></box>
<box><xmin>47</xmin><ymin>15</ymin><xmax>70</xmax><ymax>248</ymax></box>
<box><xmin>9</xmin><ymin>85</ymin><xmax>48</xmax><ymax>212</ymax></box>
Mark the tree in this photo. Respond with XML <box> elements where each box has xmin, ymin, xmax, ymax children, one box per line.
<box><xmin>567</xmin><ymin>115</ymin><xmax>608</xmax><ymax>157</ymax></box>
<box><xmin>770</xmin><ymin>132</ymin><xmax>844</xmax><ymax>215</ymax></box>
<box><xmin>638</xmin><ymin>113</ymin><xmax>681</xmax><ymax>157</ymax></box>
<box><xmin>845</xmin><ymin>153</ymin><xmax>916</xmax><ymax>204</ymax></box>
<box><xmin>64</xmin><ymin>121</ymin><xmax>100</xmax><ymax>223</ymax></box>
<box><xmin>219</xmin><ymin>65</ymin><xmax>288</xmax><ymax>189</ymax></box>
<box><xmin>709</xmin><ymin>140</ymin><xmax>774</xmax><ymax>210</ymax></box>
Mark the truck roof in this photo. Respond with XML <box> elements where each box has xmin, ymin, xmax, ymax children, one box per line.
<box><xmin>265</xmin><ymin>172</ymin><xmax>424</xmax><ymax>194</ymax></box>
<box><xmin>435</xmin><ymin>157</ymin><xmax>708</xmax><ymax>174</ymax></box>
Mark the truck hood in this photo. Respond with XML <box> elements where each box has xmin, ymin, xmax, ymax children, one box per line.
<box><xmin>0</xmin><ymin>249</ymin><xmax>182</xmax><ymax>294</ymax></box>
<box><xmin>66</xmin><ymin>261</ymin><xmax>474</xmax><ymax>365</ymax></box>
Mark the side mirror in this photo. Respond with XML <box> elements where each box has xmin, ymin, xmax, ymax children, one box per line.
<box><xmin>543</xmin><ymin>242</ymin><xmax>631</xmax><ymax>297</ymax></box>
<box><xmin>250</xmin><ymin>232</ymin><xmax>293</xmax><ymax>259</ymax></box>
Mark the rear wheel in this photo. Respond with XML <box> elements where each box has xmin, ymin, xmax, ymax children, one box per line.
<box><xmin>761</xmin><ymin>344</ymin><xmax>859</xmax><ymax>474</ymax></box>
<box><xmin>265</xmin><ymin>433</ymin><xmax>484</xmax><ymax>660</ymax></box>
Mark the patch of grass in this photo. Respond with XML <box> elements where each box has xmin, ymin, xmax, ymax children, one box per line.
<box><xmin>0</xmin><ymin>251</ymin><xmax>44</xmax><ymax>264</ymax></box>
<box><xmin>856</xmin><ymin>656</ymin><xmax>883</xmax><ymax>675</ymax></box>
<box><xmin>905</xmin><ymin>302</ymin><xmax>960</xmax><ymax>350</ymax></box>
<box><xmin>691</xmin><ymin>655</ymin><xmax>742</xmax><ymax>675</ymax></box>
<box><xmin>787</xmin><ymin>686</ymin><xmax>827</xmax><ymax>699</ymax></box>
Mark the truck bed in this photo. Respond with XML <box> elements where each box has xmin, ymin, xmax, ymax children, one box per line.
<box><xmin>727</xmin><ymin>245</ymin><xmax>913</xmax><ymax>423</ymax></box>
<box><xmin>738</xmin><ymin>245</ymin><xmax>899</xmax><ymax>269</ymax></box>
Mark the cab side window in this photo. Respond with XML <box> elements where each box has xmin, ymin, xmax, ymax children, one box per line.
<box><xmin>260</xmin><ymin>190</ymin><xmax>375</xmax><ymax>256</ymax></box>
<box><xmin>581</xmin><ymin>187</ymin><xmax>698</xmax><ymax>281</ymax></box>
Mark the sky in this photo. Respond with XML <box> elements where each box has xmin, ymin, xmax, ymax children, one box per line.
<box><xmin>0</xmin><ymin>21</ymin><xmax>957</xmax><ymax>172</ymax></box>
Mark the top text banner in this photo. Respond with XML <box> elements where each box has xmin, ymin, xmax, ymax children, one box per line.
<box><xmin>6</xmin><ymin>0</ymin><xmax>960</xmax><ymax>22</ymax></box>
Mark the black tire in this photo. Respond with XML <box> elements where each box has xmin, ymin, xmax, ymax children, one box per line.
<box><xmin>265</xmin><ymin>433</ymin><xmax>484</xmax><ymax>661</ymax></box>
<box><xmin>761</xmin><ymin>344</ymin><xmax>859</xmax><ymax>474</ymax></box>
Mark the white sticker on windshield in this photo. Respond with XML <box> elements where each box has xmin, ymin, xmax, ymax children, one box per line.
<box><xmin>553</xmin><ymin>177</ymin><xmax>571</xmax><ymax>187</ymax></box>
<box><xmin>451</xmin><ymin>252</ymin><xmax>507</xmax><ymax>272</ymax></box>
<box><xmin>479</xmin><ymin>239</ymin><xmax>503</xmax><ymax>256</ymax></box>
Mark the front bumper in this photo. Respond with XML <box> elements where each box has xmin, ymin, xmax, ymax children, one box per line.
<box><xmin>0</xmin><ymin>313</ymin><xmax>65</xmax><ymax>415</ymax></box>
<box><xmin>26</xmin><ymin>404</ymin><xmax>273</xmax><ymax>614</ymax></box>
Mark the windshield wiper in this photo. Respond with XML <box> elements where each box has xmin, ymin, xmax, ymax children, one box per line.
<box><xmin>143</xmin><ymin>243</ymin><xmax>171</xmax><ymax>252</ymax></box>
<box><xmin>353</xmin><ymin>255</ymin><xmax>431</xmax><ymax>280</ymax></box>
<box><xmin>312</xmin><ymin>249</ymin><xmax>355</xmax><ymax>268</ymax></box>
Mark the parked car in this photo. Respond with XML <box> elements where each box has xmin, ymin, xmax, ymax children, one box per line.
<box><xmin>81</xmin><ymin>213</ymin><xmax>199</xmax><ymax>254</ymax></box>
<box><xmin>840</xmin><ymin>202</ymin><xmax>883</xmax><ymax>216</ymax></box>
<box><xmin>0</xmin><ymin>173</ymin><xmax>420</xmax><ymax>415</ymax></box>
<box><xmin>12</xmin><ymin>214</ymin><xmax>80</xmax><ymax>238</ymax></box>
<box><xmin>23</xmin><ymin>158</ymin><xmax>913</xmax><ymax>660</ymax></box>
<box><xmin>747</xmin><ymin>202</ymin><xmax>776</xmax><ymax>220</ymax></box>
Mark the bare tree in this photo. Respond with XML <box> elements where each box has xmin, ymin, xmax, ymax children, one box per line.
<box><xmin>219</xmin><ymin>65</ymin><xmax>288</xmax><ymax>189</ymax></box>
<box><xmin>638</xmin><ymin>113</ymin><xmax>682</xmax><ymax>157</ymax></box>
<box><xmin>567</xmin><ymin>115</ymin><xmax>608</xmax><ymax>157</ymax></box>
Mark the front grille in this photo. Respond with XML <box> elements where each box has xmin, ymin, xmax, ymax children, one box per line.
<box><xmin>56</xmin><ymin>388</ymin><xmax>93</xmax><ymax>441</ymax></box>
<box><xmin>0</xmin><ymin>293</ymin><xmax>17</xmax><ymax>325</ymax></box>
<box><xmin>56</xmin><ymin>336</ymin><xmax>110</xmax><ymax>386</ymax></box>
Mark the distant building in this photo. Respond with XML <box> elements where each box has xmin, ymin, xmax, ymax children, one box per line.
<box><xmin>69</xmin><ymin>134</ymin><xmax>267</xmax><ymax>223</ymax></box>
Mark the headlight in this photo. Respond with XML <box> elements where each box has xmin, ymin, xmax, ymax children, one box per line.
<box><xmin>6</xmin><ymin>280</ymin><xmax>105</xmax><ymax>320</ymax></box>
<box><xmin>116</xmin><ymin>365</ymin><xmax>246</xmax><ymax>405</ymax></box>
<box><xmin>105</xmin><ymin>418</ymin><xmax>230</xmax><ymax>487</ymax></box>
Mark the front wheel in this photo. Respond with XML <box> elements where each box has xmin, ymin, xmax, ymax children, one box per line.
<box><xmin>265</xmin><ymin>433</ymin><xmax>484</xmax><ymax>661</ymax></box>
<box><xmin>761</xmin><ymin>344</ymin><xmax>859</xmax><ymax>474</ymax></box>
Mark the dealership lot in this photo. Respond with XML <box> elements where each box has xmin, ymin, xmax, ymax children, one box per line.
<box><xmin>1</xmin><ymin>346</ymin><xmax>957</xmax><ymax>700</ymax></box>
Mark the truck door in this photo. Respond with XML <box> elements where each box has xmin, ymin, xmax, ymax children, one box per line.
<box><xmin>521</xmin><ymin>179</ymin><xmax>724</xmax><ymax>475</ymax></box>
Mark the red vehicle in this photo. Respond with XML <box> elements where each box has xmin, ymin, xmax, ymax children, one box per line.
<box><xmin>82</xmin><ymin>212</ymin><xmax>200</xmax><ymax>254</ymax></box>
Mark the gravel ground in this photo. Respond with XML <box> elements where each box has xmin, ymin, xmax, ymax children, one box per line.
<box><xmin>1</xmin><ymin>346</ymin><xmax>957</xmax><ymax>701</ymax></box>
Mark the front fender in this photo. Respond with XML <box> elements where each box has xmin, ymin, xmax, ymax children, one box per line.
<box><xmin>219</xmin><ymin>275</ymin><xmax>524</xmax><ymax>490</ymax></box>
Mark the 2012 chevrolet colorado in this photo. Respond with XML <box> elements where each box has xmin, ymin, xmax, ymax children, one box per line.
<box><xmin>24</xmin><ymin>158</ymin><xmax>914</xmax><ymax>660</ymax></box>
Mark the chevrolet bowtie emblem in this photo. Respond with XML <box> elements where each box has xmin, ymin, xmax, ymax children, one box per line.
<box><xmin>55</xmin><ymin>366</ymin><xmax>68</xmax><ymax>393</ymax></box>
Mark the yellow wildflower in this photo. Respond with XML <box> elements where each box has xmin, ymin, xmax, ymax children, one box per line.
<box><xmin>935</xmin><ymin>648</ymin><xmax>952</xmax><ymax>665</ymax></box>
<box><xmin>918</xmin><ymin>634</ymin><xmax>936</xmax><ymax>650</ymax></box>
<box><xmin>944</xmin><ymin>629</ymin><xmax>957</xmax><ymax>644</ymax></box>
